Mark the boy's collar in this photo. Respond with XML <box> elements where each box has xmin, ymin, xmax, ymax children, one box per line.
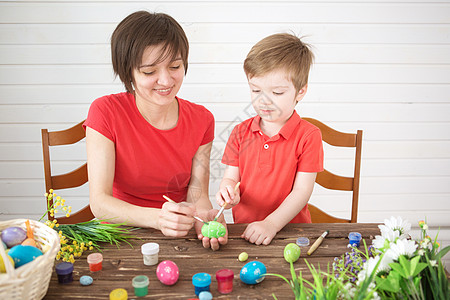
<box><xmin>251</xmin><ymin>111</ymin><xmax>301</xmax><ymax>140</ymax></box>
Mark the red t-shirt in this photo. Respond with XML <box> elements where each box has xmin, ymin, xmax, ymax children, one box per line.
<box><xmin>222</xmin><ymin>111</ymin><xmax>323</xmax><ymax>223</ymax></box>
<box><xmin>83</xmin><ymin>92</ymin><xmax>214</xmax><ymax>207</ymax></box>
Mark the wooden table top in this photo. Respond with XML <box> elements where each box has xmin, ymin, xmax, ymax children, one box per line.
<box><xmin>43</xmin><ymin>223</ymin><xmax>380</xmax><ymax>299</ymax></box>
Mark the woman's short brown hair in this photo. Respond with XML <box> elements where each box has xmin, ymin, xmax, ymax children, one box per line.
<box><xmin>111</xmin><ymin>11</ymin><xmax>189</xmax><ymax>93</ymax></box>
<box><xmin>244</xmin><ymin>33</ymin><xmax>314</xmax><ymax>92</ymax></box>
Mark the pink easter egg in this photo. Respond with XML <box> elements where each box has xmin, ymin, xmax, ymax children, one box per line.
<box><xmin>156</xmin><ymin>260</ymin><xmax>179</xmax><ymax>285</ymax></box>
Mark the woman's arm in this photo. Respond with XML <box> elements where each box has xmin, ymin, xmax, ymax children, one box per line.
<box><xmin>242</xmin><ymin>172</ymin><xmax>317</xmax><ymax>245</ymax></box>
<box><xmin>188</xmin><ymin>141</ymin><xmax>228</xmax><ymax>250</ymax></box>
<box><xmin>86</xmin><ymin>127</ymin><xmax>195</xmax><ymax>236</ymax></box>
<box><xmin>186</xmin><ymin>141</ymin><xmax>213</xmax><ymax>212</ymax></box>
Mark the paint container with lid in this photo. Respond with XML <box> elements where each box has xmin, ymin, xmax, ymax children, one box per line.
<box><xmin>348</xmin><ymin>232</ymin><xmax>362</xmax><ymax>247</ymax></box>
<box><xmin>296</xmin><ymin>237</ymin><xmax>310</xmax><ymax>247</ymax></box>
<box><xmin>216</xmin><ymin>269</ymin><xmax>234</xmax><ymax>294</ymax></box>
<box><xmin>132</xmin><ymin>275</ymin><xmax>149</xmax><ymax>297</ymax></box>
<box><xmin>141</xmin><ymin>242</ymin><xmax>159</xmax><ymax>266</ymax></box>
<box><xmin>192</xmin><ymin>272</ymin><xmax>211</xmax><ymax>296</ymax></box>
<box><xmin>55</xmin><ymin>262</ymin><xmax>74</xmax><ymax>284</ymax></box>
<box><xmin>109</xmin><ymin>288</ymin><xmax>128</xmax><ymax>300</ymax></box>
<box><xmin>87</xmin><ymin>252</ymin><xmax>103</xmax><ymax>272</ymax></box>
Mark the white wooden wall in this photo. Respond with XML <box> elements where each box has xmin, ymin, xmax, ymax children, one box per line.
<box><xmin>0</xmin><ymin>1</ymin><xmax>449</xmax><ymax>265</ymax></box>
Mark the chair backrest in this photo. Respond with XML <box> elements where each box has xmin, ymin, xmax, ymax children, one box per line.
<box><xmin>303</xmin><ymin>118</ymin><xmax>363</xmax><ymax>223</ymax></box>
<box><xmin>41</xmin><ymin>120</ymin><xmax>94</xmax><ymax>224</ymax></box>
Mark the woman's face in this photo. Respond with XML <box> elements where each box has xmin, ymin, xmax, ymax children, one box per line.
<box><xmin>132</xmin><ymin>44</ymin><xmax>185</xmax><ymax>106</ymax></box>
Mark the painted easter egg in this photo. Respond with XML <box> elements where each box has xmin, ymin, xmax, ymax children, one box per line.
<box><xmin>238</xmin><ymin>252</ymin><xmax>248</xmax><ymax>262</ymax></box>
<box><xmin>156</xmin><ymin>260</ymin><xmax>179</xmax><ymax>285</ymax></box>
<box><xmin>284</xmin><ymin>243</ymin><xmax>301</xmax><ymax>263</ymax></box>
<box><xmin>1</xmin><ymin>227</ymin><xmax>27</xmax><ymax>248</ymax></box>
<box><xmin>240</xmin><ymin>261</ymin><xmax>266</xmax><ymax>284</ymax></box>
<box><xmin>201</xmin><ymin>221</ymin><xmax>226</xmax><ymax>239</ymax></box>
<box><xmin>8</xmin><ymin>245</ymin><xmax>43</xmax><ymax>268</ymax></box>
<box><xmin>0</xmin><ymin>253</ymin><xmax>14</xmax><ymax>273</ymax></box>
<box><xmin>80</xmin><ymin>275</ymin><xmax>93</xmax><ymax>286</ymax></box>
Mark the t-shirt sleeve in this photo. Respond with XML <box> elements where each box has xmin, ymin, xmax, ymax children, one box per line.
<box><xmin>200</xmin><ymin>109</ymin><xmax>215</xmax><ymax>145</ymax></box>
<box><xmin>297</xmin><ymin>128</ymin><xmax>324</xmax><ymax>172</ymax></box>
<box><xmin>221</xmin><ymin>125</ymin><xmax>240</xmax><ymax>167</ymax></box>
<box><xmin>83</xmin><ymin>96</ymin><xmax>115</xmax><ymax>142</ymax></box>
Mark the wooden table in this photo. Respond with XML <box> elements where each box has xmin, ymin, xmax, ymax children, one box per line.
<box><xmin>44</xmin><ymin>223</ymin><xmax>380</xmax><ymax>299</ymax></box>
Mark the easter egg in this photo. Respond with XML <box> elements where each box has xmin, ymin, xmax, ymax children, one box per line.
<box><xmin>1</xmin><ymin>227</ymin><xmax>27</xmax><ymax>248</ymax></box>
<box><xmin>201</xmin><ymin>221</ymin><xmax>226</xmax><ymax>239</ymax></box>
<box><xmin>238</xmin><ymin>251</ymin><xmax>248</xmax><ymax>262</ymax></box>
<box><xmin>284</xmin><ymin>243</ymin><xmax>301</xmax><ymax>263</ymax></box>
<box><xmin>199</xmin><ymin>291</ymin><xmax>213</xmax><ymax>300</ymax></box>
<box><xmin>80</xmin><ymin>275</ymin><xmax>93</xmax><ymax>286</ymax></box>
<box><xmin>156</xmin><ymin>260</ymin><xmax>179</xmax><ymax>285</ymax></box>
<box><xmin>240</xmin><ymin>261</ymin><xmax>266</xmax><ymax>284</ymax></box>
<box><xmin>0</xmin><ymin>253</ymin><xmax>14</xmax><ymax>272</ymax></box>
<box><xmin>8</xmin><ymin>245</ymin><xmax>43</xmax><ymax>268</ymax></box>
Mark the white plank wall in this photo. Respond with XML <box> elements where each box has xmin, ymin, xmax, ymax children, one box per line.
<box><xmin>0</xmin><ymin>1</ymin><xmax>449</xmax><ymax>266</ymax></box>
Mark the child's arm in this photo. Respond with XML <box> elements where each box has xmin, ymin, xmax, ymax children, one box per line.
<box><xmin>215</xmin><ymin>165</ymin><xmax>241</xmax><ymax>208</ymax></box>
<box><xmin>242</xmin><ymin>172</ymin><xmax>317</xmax><ymax>245</ymax></box>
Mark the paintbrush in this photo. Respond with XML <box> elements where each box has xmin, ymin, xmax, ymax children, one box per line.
<box><xmin>163</xmin><ymin>195</ymin><xmax>208</xmax><ymax>225</ymax></box>
<box><xmin>214</xmin><ymin>182</ymin><xmax>241</xmax><ymax>221</ymax></box>
<box><xmin>307</xmin><ymin>230</ymin><xmax>329</xmax><ymax>255</ymax></box>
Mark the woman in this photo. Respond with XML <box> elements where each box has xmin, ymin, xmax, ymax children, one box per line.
<box><xmin>84</xmin><ymin>11</ymin><xmax>225</xmax><ymax>250</ymax></box>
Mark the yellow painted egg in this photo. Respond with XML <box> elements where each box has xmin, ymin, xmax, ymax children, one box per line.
<box><xmin>0</xmin><ymin>253</ymin><xmax>14</xmax><ymax>272</ymax></box>
<box><xmin>238</xmin><ymin>252</ymin><xmax>248</xmax><ymax>262</ymax></box>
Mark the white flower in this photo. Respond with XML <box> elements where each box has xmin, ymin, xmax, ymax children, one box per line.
<box><xmin>381</xmin><ymin>216</ymin><xmax>411</xmax><ymax>239</ymax></box>
<box><xmin>422</xmin><ymin>224</ymin><xmax>428</xmax><ymax>230</ymax></box>
<box><xmin>418</xmin><ymin>249</ymin><xmax>425</xmax><ymax>256</ymax></box>
<box><xmin>372</xmin><ymin>235</ymin><xmax>388</xmax><ymax>249</ymax></box>
<box><xmin>386</xmin><ymin>239</ymin><xmax>418</xmax><ymax>260</ymax></box>
<box><xmin>430</xmin><ymin>260</ymin><xmax>437</xmax><ymax>267</ymax></box>
<box><xmin>358</xmin><ymin>254</ymin><xmax>394</xmax><ymax>281</ymax></box>
<box><xmin>373</xmin><ymin>229</ymin><xmax>400</xmax><ymax>249</ymax></box>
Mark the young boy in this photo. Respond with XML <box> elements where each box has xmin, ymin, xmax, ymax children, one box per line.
<box><xmin>216</xmin><ymin>33</ymin><xmax>324</xmax><ymax>245</ymax></box>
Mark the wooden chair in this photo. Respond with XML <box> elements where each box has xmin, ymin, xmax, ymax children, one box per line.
<box><xmin>41</xmin><ymin>120</ymin><xmax>94</xmax><ymax>224</ymax></box>
<box><xmin>303</xmin><ymin>118</ymin><xmax>363</xmax><ymax>223</ymax></box>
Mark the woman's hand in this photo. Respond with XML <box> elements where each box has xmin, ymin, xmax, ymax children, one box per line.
<box><xmin>195</xmin><ymin>209</ymin><xmax>228</xmax><ymax>251</ymax></box>
<box><xmin>157</xmin><ymin>202</ymin><xmax>196</xmax><ymax>237</ymax></box>
<box><xmin>241</xmin><ymin>219</ymin><xmax>278</xmax><ymax>245</ymax></box>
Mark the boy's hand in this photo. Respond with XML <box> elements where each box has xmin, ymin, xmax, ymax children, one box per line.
<box><xmin>215</xmin><ymin>184</ymin><xmax>240</xmax><ymax>208</ymax></box>
<box><xmin>241</xmin><ymin>219</ymin><xmax>278</xmax><ymax>245</ymax></box>
<box><xmin>194</xmin><ymin>209</ymin><xmax>228</xmax><ymax>251</ymax></box>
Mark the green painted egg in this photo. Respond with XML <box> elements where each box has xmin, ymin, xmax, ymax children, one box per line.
<box><xmin>284</xmin><ymin>243</ymin><xmax>301</xmax><ymax>263</ymax></box>
<box><xmin>201</xmin><ymin>221</ymin><xmax>226</xmax><ymax>239</ymax></box>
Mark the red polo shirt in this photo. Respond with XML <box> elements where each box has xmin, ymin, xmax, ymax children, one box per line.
<box><xmin>222</xmin><ymin>111</ymin><xmax>323</xmax><ymax>223</ymax></box>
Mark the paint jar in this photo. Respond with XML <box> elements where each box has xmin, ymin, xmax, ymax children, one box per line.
<box><xmin>87</xmin><ymin>252</ymin><xmax>103</xmax><ymax>272</ymax></box>
<box><xmin>216</xmin><ymin>269</ymin><xmax>234</xmax><ymax>294</ymax></box>
<box><xmin>192</xmin><ymin>272</ymin><xmax>211</xmax><ymax>296</ymax></box>
<box><xmin>296</xmin><ymin>237</ymin><xmax>310</xmax><ymax>247</ymax></box>
<box><xmin>55</xmin><ymin>262</ymin><xmax>74</xmax><ymax>284</ymax></box>
<box><xmin>109</xmin><ymin>288</ymin><xmax>128</xmax><ymax>300</ymax></box>
<box><xmin>348</xmin><ymin>232</ymin><xmax>362</xmax><ymax>247</ymax></box>
<box><xmin>132</xmin><ymin>275</ymin><xmax>149</xmax><ymax>297</ymax></box>
<box><xmin>141</xmin><ymin>242</ymin><xmax>159</xmax><ymax>266</ymax></box>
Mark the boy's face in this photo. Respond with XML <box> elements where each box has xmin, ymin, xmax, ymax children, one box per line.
<box><xmin>248</xmin><ymin>69</ymin><xmax>306</xmax><ymax>128</ymax></box>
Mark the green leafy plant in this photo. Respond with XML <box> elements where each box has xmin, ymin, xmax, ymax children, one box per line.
<box><xmin>40</xmin><ymin>190</ymin><xmax>138</xmax><ymax>263</ymax></box>
<box><xmin>268</xmin><ymin>217</ymin><xmax>449</xmax><ymax>300</ymax></box>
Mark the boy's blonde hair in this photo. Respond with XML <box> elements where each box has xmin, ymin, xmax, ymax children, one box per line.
<box><xmin>244</xmin><ymin>33</ymin><xmax>314</xmax><ymax>92</ymax></box>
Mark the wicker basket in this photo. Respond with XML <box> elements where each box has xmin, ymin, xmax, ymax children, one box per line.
<box><xmin>0</xmin><ymin>219</ymin><xmax>60</xmax><ymax>300</ymax></box>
